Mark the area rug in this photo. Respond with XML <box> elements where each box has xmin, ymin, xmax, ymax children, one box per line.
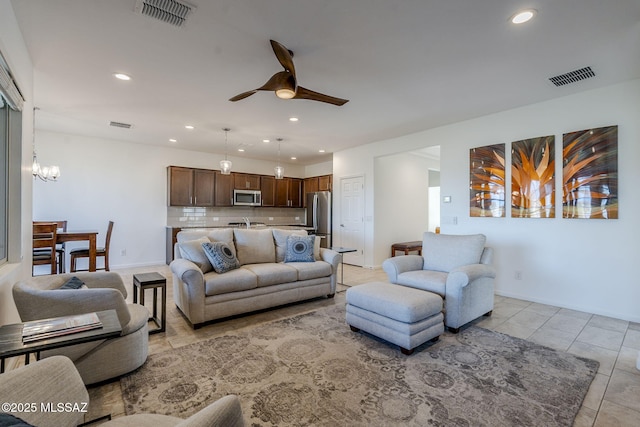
<box><xmin>120</xmin><ymin>304</ymin><xmax>599</xmax><ymax>426</ymax></box>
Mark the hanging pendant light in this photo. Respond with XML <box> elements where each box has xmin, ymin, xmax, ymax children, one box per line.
<box><xmin>274</xmin><ymin>138</ymin><xmax>284</xmax><ymax>179</ymax></box>
<box><xmin>32</xmin><ymin>107</ymin><xmax>60</xmax><ymax>182</ymax></box>
<box><xmin>220</xmin><ymin>127</ymin><xmax>232</xmax><ymax>175</ymax></box>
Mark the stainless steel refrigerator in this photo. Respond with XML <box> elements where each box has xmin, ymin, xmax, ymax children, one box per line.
<box><xmin>306</xmin><ymin>191</ymin><xmax>332</xmax><ymax>248</ymax></box>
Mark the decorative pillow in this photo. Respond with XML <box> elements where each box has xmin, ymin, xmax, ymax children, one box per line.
<box><xmin>284</xmin><ymin>235</ymin><xmax>316</xmax><ymax>263</ymax></box>
<box><xmin>178</xmin><ymin>236</ymin><xmax>213</xmax><ymax>273</ymax></box>
<box><xmin>272</xmin><ymin>229</ymin><xmax>308</xmax><ymax>262</ymax></box>
<box><xmin>58</xmin><ymin>276</ymin><xmax>87</xmax><ymax>290</ymax></box>
<box><xmin>0</xmin><ymin>413</ymin><xmax>35</xmax><ymax>427</ymax></box>
<box><xmin>202</xmin><ymin>242</ymin><xmax>240</xmax><ymax>274</ymax></box>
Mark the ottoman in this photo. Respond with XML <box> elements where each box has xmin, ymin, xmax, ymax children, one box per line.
<box><xmin>346</xmin><ymin>282</ymin><xmax>444</xmax><ymax>355</ymax></box>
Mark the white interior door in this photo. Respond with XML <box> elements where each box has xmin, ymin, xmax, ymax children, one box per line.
<box><xmin>340</xmin><ymin>175</ymin><xmax>364</xmax><ymax>266</ymax></box>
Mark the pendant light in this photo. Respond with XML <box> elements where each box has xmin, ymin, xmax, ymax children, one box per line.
<box><xmin>32</xmin><ymin>107</ymin><xmax>60</xmax><ymax>182</ymax></box>
<box><xmin>274</xmin><ymin>138</ymin><xmax>284</xmax><ymax>179</ymax></box>
<box><xmin>220</xmin><ymin>127</ymin><xmax>232</xmax><ymax>175</ymax></box>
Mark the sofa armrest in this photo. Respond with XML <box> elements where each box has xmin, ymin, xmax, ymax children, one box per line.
<box><xmin>0</xmin><ymin>356</ymin><xmax>88</xmax><ymax>427</ymax></box>
<box><xmin>382</xmin><ymin>255</ymin><xmax>424</xmax><ymax>283</ymax></box>
<box><xmin>75</xmin><ymin>272</ymin><xmax>128</xmax><ymax>298</ymax></box>
<box><xmin>12</xmin><ymin>283</ymin><xmax>132</xmax><ymax>329</ymax></box>
<box><xmin>319</xmin><ymin>248</ymin><xmax>341</xmax><ymax>294</ymax></box>
<box><xmin>446</xmin><ymin>264</ymin><xmax>496</xmax><ymax>290</ymax></box>
<box><xmin>176</xmin><ymin>395</ymin><xmax>245</xmax><ymax>427</ymax></box>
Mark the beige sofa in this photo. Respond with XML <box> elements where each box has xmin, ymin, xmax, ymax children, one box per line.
<box><xmin>170</xmin><ymin>228</ymin><xmax>340</xmax><ymax>328</ymax></box>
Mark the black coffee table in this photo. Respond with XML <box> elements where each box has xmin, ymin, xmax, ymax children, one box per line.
<box><xmin>0</xmin><ymin>309</ymin><xmax>121</xmax><ymax>373</ymax></box>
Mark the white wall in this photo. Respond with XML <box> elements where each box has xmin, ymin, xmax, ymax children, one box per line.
<box><xmin>334</xmin><ymin>79</ymin><xmax>640</xmax><ymax>322</ymax></box>
<box><xmin>374</xmin><ymin>152</ymin><xmax>439</xmax><ymax>262</ymax></box>
<box><xmin>0</xmin><ymin>0</ymin><xmax>34</xmax><ymax>326</ymax></box>
<box><xmin>32</xmin><ymin>131</ymin><xmax>309</xmax><ymax>270</ymax></box>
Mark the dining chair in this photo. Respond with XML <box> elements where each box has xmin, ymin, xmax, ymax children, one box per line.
<box><xmin>69</xmin><ymin>221</ymin><xmax>114</xmax><ymax>272</ymax></box>
<box><xmin>32</xmin><ymin>222</ymin><xmax>58</xmax><ymax>275</ymax></box>
<box><xmin>33</xmin><ymin>220</ymin><xmax>67</xmax><ymax>273</ymax></box>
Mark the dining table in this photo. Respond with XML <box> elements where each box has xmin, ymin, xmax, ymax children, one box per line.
<box><xmin>56</xmin><ymin>230</ymin><xmax>99</xmax><ymax>272</ymax></box>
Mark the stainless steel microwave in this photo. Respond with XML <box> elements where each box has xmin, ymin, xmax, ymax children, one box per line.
<box><xmin>233</xmin><ymin>189</ymin><xmax>262</xmax><ymax>206</ymax></box>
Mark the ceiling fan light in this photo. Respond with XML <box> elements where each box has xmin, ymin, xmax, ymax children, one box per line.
<box><xmin>275</xmin><ymin>88</ymin><xmax>296</xmax><ymax>99</ymax></box>
<box><xmin>220</xmin><ymin>159</ymin><xmax>232</xmax><ymax>175</ymax></box>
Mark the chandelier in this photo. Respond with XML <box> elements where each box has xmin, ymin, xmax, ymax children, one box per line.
<box><xmin>32</xmin><ymin>107</ymin><xmax>60</xmax><ymax>182</ymax></box>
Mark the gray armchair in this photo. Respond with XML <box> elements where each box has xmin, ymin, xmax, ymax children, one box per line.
<box><xmin>382</xmin><ymin>232</ymin><xmax>496</xmax><ymax>332</ymax></box>
<box><xmin>12</xmin><ymin>272</ymin><xmax>148</xmax><ymax>384</ymax></box>
<box><xmin>0</xmin><ymin>356</ymin><xmax>245</xmax><ymax>427</ymax></box>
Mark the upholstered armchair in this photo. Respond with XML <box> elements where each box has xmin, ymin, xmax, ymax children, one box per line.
<box><xmin>0</xmin><ymin>356</ymin><xmax>245</xmax><ymax>427</ymax></box>
<box><xmin>12</xmin><ymin>272</ymin><xmax>148</xmax><ymax>385</ymax></box>
<box><xmin>382</xmin><ymin>232</ymin><xmax>496</xmax><ymax>332</ymax></box>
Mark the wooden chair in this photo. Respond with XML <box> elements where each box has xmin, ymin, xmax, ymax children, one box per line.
<box><xmin>69</xmin><ymin>221</ymin><xmax>114</xmax><ymax>272</ymax></box>
<box><xmin>33</xmin><ymin>220</ymin><xmax>67</xmax><ymax>273</ymax></box>
<box><xmin>32</xmin><ymin>222</ymin><xmax>58</xmax><ymax>275</ymax></box>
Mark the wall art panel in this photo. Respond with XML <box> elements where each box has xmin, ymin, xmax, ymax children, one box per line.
<box><xmin>562</xmin><ymin>125</ymin><xmax>618</xmax><ymax>219</ymax></box>
<box><xmin>511</xmin><ymin>135</ymin><xmax>555</xmax><ymax>218</ymax></box>
<box><xmin>469</xmin><ymin>144</ymin><xmax>505</xmax><ymax>217</ymax></box>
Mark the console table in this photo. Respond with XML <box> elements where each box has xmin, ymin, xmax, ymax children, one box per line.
<box><xmin>391</xmin><ymin>241</ymin><xmax>423</xmax><ymax>257</ymax></box>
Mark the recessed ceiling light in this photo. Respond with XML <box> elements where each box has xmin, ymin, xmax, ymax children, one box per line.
<box><xmin>290</xmin><ymin>157</ymin><xmax>297</xmax><ymax>160</ymax></box>
<box><xmin>238</xmin><ymin>148</ymin><xmax>245</xmax><ymax>152</ymax></box>
<box><xmin>169</xmin><ymin>138</ymin><xmax>177</xmax><ymax>143</ymax></box>
<box><xmin>289</xmin><ymin>117</ymin><xmax>299</xmax><ymax>122</ymax></box>
<box><xmin>318</xmin><ymin>149</ymin><xmax>325</xmax><ymax>153</ymax></box>
<box><xmin>511</xmin><ymin>9</ymin><xmax>536</xmax><ymax>24</ymax></box>
<box><xmin>185</xmin><ymin>125</ymin><xmax>194</xmax><ymax>130</ymax></box>
<box><xmin>263</xmin><ymin>139</ymin><xmax>270</xmax><ymax>143</ymax></box>
<box><xmin>113</xmin><ymin>73</ymin><xmax>131</xmax><ymax>81</ymax></box>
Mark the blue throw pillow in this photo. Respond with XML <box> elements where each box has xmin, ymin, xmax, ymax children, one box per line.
<box><xmin>58</xmin><ymin>276</ymin><xmax>87</xmax><ymax>290</ymax></box>
<box><xmin>202</xmin><ymin>242</ymin><xmax>240</xmax><ymax>274</ymax></box>
<box><xmin>284</xmin><ymin>235</ymin><xmax>315</xmax><ymax>263</ymax></box>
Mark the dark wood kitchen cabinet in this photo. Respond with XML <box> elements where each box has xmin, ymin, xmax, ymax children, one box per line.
<box><xmin>234</xmin><ymin>173</ymin><xmax>261</xmax><ymax>190</ymax></box>
<box><xmin>318</xmin><ymin>174</ymin><xmax>332</xmax><ymax>191</ymax></box>
<box><xmin>167</xmin><ymin>166</ymin><xmax>215</xmax><ymax>207</ymax></box>
<box><xmin>214</xmin><ymin>171</ymin><xmax>234</xmax><ymax>206</ymax></box>
<box><xmin>275</xmin><ymin>177</ymin><xmax>302</xmax><ymax>207</ymax></box>
<box><xmin>261</xmin><ymin>175</ymin><xmax>276</xmax><ymax>206</ymax></box>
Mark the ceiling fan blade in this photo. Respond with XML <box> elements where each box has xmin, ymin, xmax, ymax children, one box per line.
<box><xmin>294</xmin><ymin>86</ymin><xmax>349</xmax><ymax>106</ymax></box>
<box><xmin>270</xmin><ymin>39</ymin><xmax>296</xmax><ymax>77</ymax></box>
<box><xmin>257</xmin><ymin>71</ymin><xmax>294</xmax><ymax>91</ymax></box>
<box><xmin>229</xmin><ymin>90</ymin><xmax>257</xmax><ymax>102</ymax></box>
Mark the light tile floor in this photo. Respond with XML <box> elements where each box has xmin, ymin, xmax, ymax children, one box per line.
<box><xmin>26</xmin><ymin>263</ymin><xmax>640</xmax><ymax>426</ymax></box>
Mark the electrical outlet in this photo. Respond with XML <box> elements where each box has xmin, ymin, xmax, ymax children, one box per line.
<box><xmin>120</xmin><ymin>249</ymin><xmax>126</xmax><ymax>256</ymax></box>
<box><xmin>515</xmin><ymin>271</ymin><xmax>523</xmax><ymax>280</ymax></box>
<box><xmin>268</xmin><ymin>217</ymin><xmax>274</xmax><ymax>221</ymax></box>
<box><xmin>213</xmin><ymin>217</ymin><xmax>219</xmax><ymax>221</ymax></box>
<box><xmin>453</xmin><ymin>216</ymin><xmax>458</xmax><ymax>225</ymax></box>
<box><xmin>295</xmin><ymin>216</ymin><xmax>300</xmax><ymax>220</ymax></box>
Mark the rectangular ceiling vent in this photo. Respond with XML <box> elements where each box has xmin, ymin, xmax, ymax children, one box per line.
<box><xmin>134</xmin><ymin>0</ymin><xmax>194</xmax><ymax>27</ymax></box>
<box><xmin>549</xmin><ymin>66</ymin><xmax>595</xmax><ymax>87</ymax></box>
<box><xmin>110</xmin><ymin>121</ymin><xmax>133</xmax><ymax>129</ymax></box>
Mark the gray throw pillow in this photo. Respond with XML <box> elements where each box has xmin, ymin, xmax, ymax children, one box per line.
<box><xmin>284</xmin><ymin>235</ymin><xmax>315</xmax><ymax>263</ymax></box>
<box><xmin>178</xmin><ymin>237</ymin><xmax>213</xmax><ymax>273</ymax></box>
<box><xmin>202</xmin><ymin>242</ymin><xmax>240</xmax><ymax>274</ymax></box>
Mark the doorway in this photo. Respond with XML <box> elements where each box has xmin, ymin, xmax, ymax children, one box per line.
<box><xmin>339</xmin><ymin>175</ymin><xmax>364</xmax><ymax>266</ymax></box>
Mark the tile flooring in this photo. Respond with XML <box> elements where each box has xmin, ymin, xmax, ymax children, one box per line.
<box><xmin>27</xmin><ymin>263</ymin><xmax>640</xmax><ymax>425</ymax></box>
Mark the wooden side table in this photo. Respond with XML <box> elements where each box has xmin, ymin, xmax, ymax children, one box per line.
<box><xmin>133</xmin><ymin>272</ymin><xmax>167</xmax><ymax>334</ymax></box>
<box><xmin>391</xmin><ymin>241</ymin><xmax>423</xmax><ymax>257</ymax></box>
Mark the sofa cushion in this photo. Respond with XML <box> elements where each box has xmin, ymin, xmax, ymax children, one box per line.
<box><xmin>206</xmin><ymin>228</ymin><xmax>237</xmax><ymax>257</ymax></box>
<box><xmin>286</xmin><ymin>261</ymin><xmax>332</xmax><ymax>281</ymax></box>
<box><xmin>233</xmin><ymin>229</ymin><xmax>276</xmax><ymax>265</ymax></box>
<box><xmin>284</xmin><ymin>235</ymin><xmax>316</xmax><ymax>263</ymax></box>
<box><xmin>272</xmin><ymin>229</ymin><xmax>307</xmax><ymax>262</ymax></box>
<box><xmin>204</xmin><ymin>268</ymin><xmax>258</xmax><ymax>296</ymax></box>
<box><xmin>202</xmin><ymin>242</ymin><xmax>240</xmax><ymax>274</ymax></box>
<box><xmin>178</xmin><ymin>236</ymin><xmax>213</xmax><ymax>273</ymax></box>
<box><xmin>397</xmin><ymin>270</ymin><xmax>448</xmax><ymax>296</ymax></box>
<box><xmin>242</xmin><ymin>263</ymin><xmax>298</xmax><ymax>287</ymax></box>
<box><xmin>422</xmin><ymin>232</ymin><xmax>486</xmax><ymax>272</ymax></box>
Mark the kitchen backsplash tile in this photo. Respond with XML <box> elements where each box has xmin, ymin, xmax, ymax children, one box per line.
<box><xmin>167</xmin><ymin>206</ymin><xmax>307</xmax><ymax>228</ymax></box>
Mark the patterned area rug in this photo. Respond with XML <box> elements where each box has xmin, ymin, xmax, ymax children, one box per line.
<box><xmin>121</xmin><ymin>304</ymin><xmax>599</xmax><ymax>426</ymax></box>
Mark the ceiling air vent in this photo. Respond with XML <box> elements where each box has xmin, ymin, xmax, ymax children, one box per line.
<box><xmin>110</xmin><ymin>121</ymin><xmax>132</xmax><ymax>129</ymax></box>
<box><xmin>549</xmin><ymin>66</ymin><xmax>595</xmax><ymax>87</ymax></box>
<box><xmin>134</xmin><ymin>0</ymin><xmax>194</xmax><ymax>27</ymax></box>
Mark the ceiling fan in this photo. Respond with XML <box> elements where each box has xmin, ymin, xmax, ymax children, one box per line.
<box><xmin>229</xmin><ymin>40</ymin><xmax>349</xmax><ymax>106</ymax></box>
